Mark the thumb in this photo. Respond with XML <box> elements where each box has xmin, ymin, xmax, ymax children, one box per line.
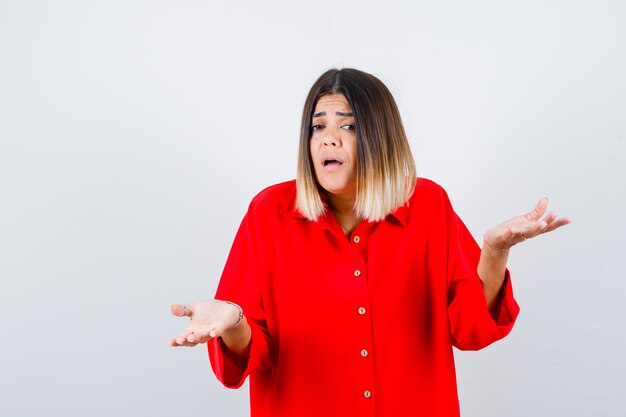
<box><xmin>170</xmin><ymin>303</ymin><xmax>193</xmax><ymax>317</ymax></box>
<box><xmin>528</xmin><ymin>197</ymin><xmax>548</xmax><ymax>221</ymax></box>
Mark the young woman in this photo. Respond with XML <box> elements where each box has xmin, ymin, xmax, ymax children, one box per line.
<box><xmin>169</xmin><ymin>68</ymin><xmax>570</xmax><ymax>417</ymax></box>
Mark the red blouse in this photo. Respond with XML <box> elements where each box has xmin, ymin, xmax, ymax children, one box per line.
<box><xmin>208</xmin><ymin>178</ymin><xmax>519</xmax><ymax>417</ymax></box>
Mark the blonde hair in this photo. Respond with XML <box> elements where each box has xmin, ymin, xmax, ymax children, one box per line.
<box><xmin>296</xmin><ymin>68</ymin><xmax>416</xmax><ymax>222</ymax></box>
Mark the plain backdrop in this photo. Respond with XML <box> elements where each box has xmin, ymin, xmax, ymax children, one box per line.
<box><xmin>1</xmin><ymin>1</ymin><xmax>625</xmax><ymax>416</ymax></box>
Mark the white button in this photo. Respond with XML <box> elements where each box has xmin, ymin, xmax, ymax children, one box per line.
<box><xmin>358</xmin><ymin>307</ymin><xmax>366</xmax><ymax>315</ymax></box>
<box><xmin>360</xmin><ymin>349</ymin><xmax>369</xmax><ymax>357</ymax></box>
<box><xmin>354</xmin><ymin>270</ymin><xmax>361</xmax><ymax>277</ymax></box>
<box><xmin>363</xmin><ymin>390</ymin><xmax>372</xmax><ymax>398</ymax></box>
<box><xmin>353</xmin><ymin>235</ymin><xmax>360</xmax><ymax>243</ymax></box>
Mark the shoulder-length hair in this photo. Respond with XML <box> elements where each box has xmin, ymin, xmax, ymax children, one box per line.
<box><xmin>296</xmin><ymin>68</ymin><xmax>417</xmax><ymax>222</ymax></box>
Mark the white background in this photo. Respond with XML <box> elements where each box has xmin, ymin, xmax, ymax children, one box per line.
<box><xmin>1</xmin><ymin>1</ymin><xmax>625</xmax><ymax>416</ymax></box>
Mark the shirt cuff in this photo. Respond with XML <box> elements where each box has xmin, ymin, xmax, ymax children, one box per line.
<box><xmin>489</xmin><ymin>269</ymin><xmax>520</xmax><ymax>327</ymax></box>
<box><xmin>453</xmin><ymin>270</ymin><xmax>521</xmax><ymax>351</ymax></box>
<box><xmin>208</xmin><ymin>321</ymin><xmax>271</xmax><ymax>389</ymax></box>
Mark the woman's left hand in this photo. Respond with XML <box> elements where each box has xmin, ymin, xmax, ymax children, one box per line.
<box><xmin>483</xmin><ymin>197</ymin><xmax>571</xmax><ymax>252</ymax></box>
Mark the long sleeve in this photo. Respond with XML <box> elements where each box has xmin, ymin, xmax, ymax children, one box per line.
<box><xmin>208</xmin><ymin>202</ymin><xmax>274</xmax><ymax>388</ymax></box>
<box><xmin>443</xmin><ymin>191</ymin><xmax>520</xmax><ymax>351</ymax></box>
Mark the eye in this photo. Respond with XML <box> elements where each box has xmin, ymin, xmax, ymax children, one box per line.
<box><xmin>341</xmin><ymin>124</ymin><xmax>356</xmax><ymax>131</ymax></box>
<box><xmin>311</xmin><ymin>124</ymin><xmax>324</xmax><ymax>132</ymax></box>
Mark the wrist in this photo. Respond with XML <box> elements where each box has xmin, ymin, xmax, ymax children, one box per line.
<box><xmin>225</xmin><ymin>301</ymin><xmax>243</xmax><ymax>329</ymax></box>
<box><xmin>483</xmin><ymin>234</ymin><xmax>509</xmax><ymax>253</ymax></box>
<box><xmin>220</xmin><ymin>316</ymin><xmax>252</xmax><ymax>355</ymax></box>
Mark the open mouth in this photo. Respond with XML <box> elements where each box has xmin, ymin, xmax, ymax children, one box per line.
<box><xmin>323</xmin><ymin>158</ymin><xmax>343</xmax><ymax>167</ymax></box>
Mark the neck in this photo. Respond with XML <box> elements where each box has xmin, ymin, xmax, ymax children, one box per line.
<box><xmin>327</xmin><ymin>192</ymin><xmax>359</xmax><ymax>236</ymax></box>
<box><xmin>327</xmin><ymin>192</ymin><xmax>356</xmax><ymax>216</ymax></box>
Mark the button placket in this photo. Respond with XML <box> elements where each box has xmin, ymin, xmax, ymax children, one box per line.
<box><xmin>347</xmin><ymin>235</ymin><xmax>374</xmax><ymax>416</ymax></box>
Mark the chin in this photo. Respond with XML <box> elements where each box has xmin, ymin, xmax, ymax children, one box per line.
<box><xmin>318</xmin><ymin>181</ymin><xmax>354</xmax><ymax>196</ymax></box>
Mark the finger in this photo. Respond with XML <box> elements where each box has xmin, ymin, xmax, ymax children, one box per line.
<box><xmin>168</xmin><ymin>338</ymin><xmax>195</xmax><ymax>347</ymax></box>
<box><xmin>541</xmin><ymin>211</ymin><xmax>558</xmax><ymax>225</ymax></box>
<box><xmin>536</xmin><ymin>212</ymin><xmax>559</xmax><ymax>234</ymax></box>
<box><xmin>171</xmin><ymin>339</ymin><xmax>199</xmax><ymax>347</ymax></box>
<box><xmin>185</xmin><ymin>329</ymin><xmax>213</xmax><ymax>344</ymax></box>
<box><xmin>513</xmin><ymin>221</ymin><xmax>546</xmax><ymax>241</ymax></box>
<box><xmin>526</xmin><ymin>225</ymin><xmax>544</xmax><ymax>239</ymax></box>
<box><xmin>526</xmin><ymin>197</ymin><xmax>548</xmax><ymax>222</ymax></box>
<box><xmin>541</xmin><ymin>217</ymin><xmax>572</xmax><ymax>234</ymax></box>
<box><xmin>183</xmin><ymin>326</ymin><xmax>218</xmax><ymax>343</ymax></box>
<box><xmin>170</xmin><ymin>303</ymin><xmax>193</xmax><ymax>318</ymax></box>
<box><xmin>174</xmin><ymin>329</ymin><xmax>195</xmax><ymax>345</ymax></box>
<box><xmin>185</xmin><ymin>325</ymin><xmax>213</xmax><ymax>341</ymax></box>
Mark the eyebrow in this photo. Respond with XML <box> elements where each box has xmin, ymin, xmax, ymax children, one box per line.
<box><xmin>312</xmin><ymin>111</ymin><xmax>354</xmax><ymax>118</ymax></box>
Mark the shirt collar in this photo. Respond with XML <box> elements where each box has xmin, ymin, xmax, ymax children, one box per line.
<box><xmin>285</xmin><ymin>185</ymin><xmax>410</xmax><ymax>227</ymax></box>
<box><xmin>388</xmin><ymin>202</ymin><xmax>410</xmax><ymax>226</ymax></box>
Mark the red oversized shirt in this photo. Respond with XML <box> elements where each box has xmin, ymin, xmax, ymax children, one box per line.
<box><xmin>208</xmin><ymin>178</ymin><xmax>520</xmax><ymax>417</ymax></box>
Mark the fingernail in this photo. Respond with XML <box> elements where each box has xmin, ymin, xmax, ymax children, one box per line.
<box><xmin>209</xmin><ymin>330</ymin><xmax>216</xmax><ymax>338</ymax></box>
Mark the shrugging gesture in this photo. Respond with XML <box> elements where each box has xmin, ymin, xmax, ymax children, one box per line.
<box><xmin>169</xmin><ymin>300</ymin><xmax>251</xmax><ymax>354</ymax></box>
<box><xmin>479</xmin><ymin>197</ymin><xmax>571</xmax><ymax>310</ymax></box>
<box><xmin>167</xmin><ymin>68</ymin><xmax>573</xmax><ymax>416</ymax></box>
<box><xmin>483</xmin><ymin>197</ymin><xmax>571</xmax><ymax>252</ymax></box>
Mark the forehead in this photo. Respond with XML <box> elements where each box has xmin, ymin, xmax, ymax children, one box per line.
<box><xmin>313</xmin><ymin>94</ymin><xmax>352</xmax><ymax>113</ymax></box>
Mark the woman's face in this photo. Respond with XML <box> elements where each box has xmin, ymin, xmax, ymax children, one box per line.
<box><xmin>310</xmin><ymin>94</ymin><xmax>358</xmax><ymax>199</ymax></box>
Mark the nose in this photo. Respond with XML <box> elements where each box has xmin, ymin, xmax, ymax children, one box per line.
<box><xmin>322</xmin><ymin>128</ymin><xmax>341</xmax><ymax>147</ymax></box>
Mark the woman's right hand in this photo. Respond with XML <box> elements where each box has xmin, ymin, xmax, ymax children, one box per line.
<box><xmin>168</xmin><ymin>300</ymin><xmax>242</xmax><ymax>347</ymax></box>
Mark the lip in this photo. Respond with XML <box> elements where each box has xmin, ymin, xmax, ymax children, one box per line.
<box><xmin>321</xmin><ymin>155</ymin><xmax>345</xmax><ymax>164</ymax></box>
<box><xmin>321</xmin><ymin>156</ymin><xmax>345</xmax><ymax>172</ymax></box>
